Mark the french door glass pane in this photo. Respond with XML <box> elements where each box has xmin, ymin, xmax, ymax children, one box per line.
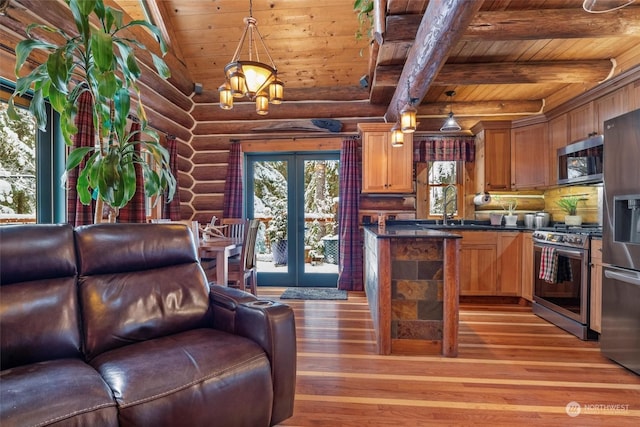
<box><xmin>253</xmin><ymin>160</ymin><xmax>290</xmax><ymax>274</ymax></box>
<box><xmin>0</xmin><ymin>101</ymin><xmax>37</xmax><ymax>223</ymax></box>
<box><xmin>303</xmin><ymin>160</ymin><xmax>339</xmax><ymax>275</ymax></box>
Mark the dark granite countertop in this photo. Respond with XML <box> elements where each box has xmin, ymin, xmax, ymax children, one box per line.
<box><xmin>364</xmin><ymin>220</ymin><xmax>536</xmax><ymax>238</ymax></box>
<box><xmin>364</xmin><ymin>224</ymin><xmax>462</xmax><ymax>239</ymax></box>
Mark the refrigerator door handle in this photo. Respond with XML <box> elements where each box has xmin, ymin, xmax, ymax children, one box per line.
<box><xmin>604</xmin><ymin>269</ymin><xmax>640</xmax><ymax>286</ymax></box>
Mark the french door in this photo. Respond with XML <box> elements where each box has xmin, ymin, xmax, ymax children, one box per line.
<box><xmin>246</xmin><ymin>152</ymin><xmax>339</xmax><ymax>287</ymax></box>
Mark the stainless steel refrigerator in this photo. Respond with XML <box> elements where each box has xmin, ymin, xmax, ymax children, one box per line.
<box><xmin>601</xmin><ymin>108</ymin><xmax>640</xmax><ymax>375</ymax></box>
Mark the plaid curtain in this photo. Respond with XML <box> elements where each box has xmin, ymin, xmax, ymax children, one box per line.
<box><xmin>117</xmin><ymin>121</ymin><xmax>145</xmax><ymax>223</ymax></box>
<box><xmin>67</xmin><ymin>90</ymin><xmax>94</xmax><ymax>226</ymax></box>
<box><xmin>162</xmin><ymin>135</ymin><xmax>181</xmax><ymax>220</ymax></box>
<box><xmin>337</xmin><ymin>136</ymin><xmax>364</xmax><ymax>291</ymax></box>
<box><xmin>223</xmin><ymin>141</ymin><xmax>243</xmax><ymax>218</ymax></box>
<box><xmin>414</xmin><ymin>137</ymin><xmax>475</xmax><ymax>162</ymax></box>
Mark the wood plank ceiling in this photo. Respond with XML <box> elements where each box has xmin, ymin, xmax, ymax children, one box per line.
<box><xmin>11</xmin><ymin>0</ymin><xmax>640</xmax><ymax>136</ymax></box>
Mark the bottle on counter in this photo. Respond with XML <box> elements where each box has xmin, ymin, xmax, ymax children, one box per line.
<box><xmin>378</xmin><ymin>213</ymin><xmax>386</xmax><ymax>233</ymax></box>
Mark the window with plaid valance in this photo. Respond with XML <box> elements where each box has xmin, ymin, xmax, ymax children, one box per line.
<box><xmin>413</xmin><ymin>137</ymin><xmax>475</xmax><ymax>162</ymax></box>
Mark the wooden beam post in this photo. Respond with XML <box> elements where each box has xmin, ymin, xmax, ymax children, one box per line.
<box><xmin>384</xmin><ymin>0</ymin><xmax>482</xmax><ymax>123</ymax></box>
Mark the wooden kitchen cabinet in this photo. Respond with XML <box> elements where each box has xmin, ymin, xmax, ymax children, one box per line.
<box><xmin>473</xmin><ymin>123</ymin><xmax>511</xmax><ymax>192</ymax></box>
<box><xmin>568</xmin><ymin>102</ymin><xmax>596</xmax><ymax>142</ymax></box>
<box><xmin>521</xmin><ymin>232</ymin><xmax>534</xmax><ymax>301</ymax></box>
<box><xmin>497</xmin><ymin>232</ymin><xmax>521</xmax><ymax>296</ymax></box>
<box><xmin>511</xmin><ymin>122</ymin><xmax>549</xmax><ymax>190</ymax></box>
<box><xmin>459</xmin><ymin>231</ymin><xmax>498</xmax><ymax>296</ymax></box>
<box><xmin>590</xmin><ymin>239</ymin><xmax>603</xmax><ymax>333</ymax></box>
<box><xmin>548</xmin><ymin>114</ymin><xmax>568</xmax><ymax>186</ymax></box>
<box><xmin>631</xmin><ymin>79</ymin><xmax>640</xmax><ymax>110</ymax></box>
<box><xmin>594</xmin><ymin>88</ymin><xmax>629</xmax><ymax>135</ymax></box>
<box><xmin>458</xmin><ymin>231</ymin><xmax>526</xmax><ymax>297</ymax></box>
<box><xmin>359</xmin><ymin>123</ymin><xmax>413</xmax><ymax>193</ymax></box>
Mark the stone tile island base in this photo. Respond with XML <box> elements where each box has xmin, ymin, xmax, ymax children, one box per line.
<box><xmin>364</xmin><ymin>226</ymin><xmax>461</xmax><ymax>357</ymax></box>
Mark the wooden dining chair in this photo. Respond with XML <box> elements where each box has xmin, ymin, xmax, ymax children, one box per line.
<box><xmin>214</xmin><ymin>219</ymin><xmax>260</xmax><ymax>295</ymax></box>
<box><xmin>221</xmin><ymin>218</ymin><xmax>247</xmax><ymax>241</ymax></box>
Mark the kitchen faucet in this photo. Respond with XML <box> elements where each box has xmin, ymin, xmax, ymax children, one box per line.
<box><xmin>442</xmin><ymin>184</ymin><xmax>457</xmax><ymax>225</ymax></box>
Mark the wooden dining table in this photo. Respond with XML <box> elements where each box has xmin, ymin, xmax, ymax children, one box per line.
<box><xmin>199</xmin><ymin>237</ymin><xmax>242</xmax><ymax>286</ymax></box>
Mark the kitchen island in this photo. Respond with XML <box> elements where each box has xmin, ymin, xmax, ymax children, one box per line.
<box><xmin>363</xmin><ymin>224</ymin><xmax>461</xmax><ymax>357</ymax></box>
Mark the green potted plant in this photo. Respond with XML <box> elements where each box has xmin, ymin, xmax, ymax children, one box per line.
<box><xmin>8</xmin><ymin>0</ymin><xmax>175</xmax><ymax>221</ymax></box>
<box><xmin>556</xmin><ymin>195</ymin><xmax>582</xmax><ymax>226</ymax></box>
<box><xmin>353</xmin><ymin>0</ymin><xmax>374</xmax><ymax>41</ymax></box>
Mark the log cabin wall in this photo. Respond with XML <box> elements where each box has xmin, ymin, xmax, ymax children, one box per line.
<box><xmin>2</xmin><ymin>1</ymin><xmax>639</xmax><ymax>227</ymax></box>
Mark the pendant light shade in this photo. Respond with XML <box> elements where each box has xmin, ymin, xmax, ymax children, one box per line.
<box><xmin>218</xmin><ymin>1</ymin><xmax>283</xmax><ymax>114</ymax></box>
<box><xmin>440</xmin><ymin>91</ymin><xmax>461</xmax><ymax>132</ymax></box>
<box><xmin>269</xmin><ymin>78</ymin><xmax>284</xmax><ymax>104</ymax></box>
<box><xmin>391</xmin><ymin>123</ymin><xmax>404</xmax><ymax>147</ymax></box>
<box><xmin>400</xmin><ymin>103</ymin><xmax>417</xmax><ymax>133</ymax></box>
<box><xmin>255</xmin><ymin>92</ymin><xmax>269</xmax><ymax>115</ymax></box>
<box><xmin>218</xmin><ymin>83</ymin><xmax>233</xmax><ymax>110</ymax></box>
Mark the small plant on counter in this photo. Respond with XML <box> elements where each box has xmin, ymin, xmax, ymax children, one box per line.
<box><xmin>556</xmin><ymin>196</ymin><xmax>581</xmax><ymax>215</ymax></box>
<box><xmin>496</xmin><ymin>196</ymin><xmax>518</xmax><ymax>216</ymax></box>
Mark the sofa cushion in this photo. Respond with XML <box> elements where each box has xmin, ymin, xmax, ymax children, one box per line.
<box><xmin>75</xmin><ymin>223</ymin><xmax>211</xmax><ymax>359</ymax></box>
<box><xmin>91</xmin><ymin>328</ymin><xmax>274</xmax><ymax>426</ymax></box>
<box><xmin>0</xmin><ymin>359</ymin><xmax>118</xmax><ymax>427</ymax></box>
<box><xmin>0</xmin><ymin>224</ymin><xmax>81</xmax><ymax>369</ymax></box>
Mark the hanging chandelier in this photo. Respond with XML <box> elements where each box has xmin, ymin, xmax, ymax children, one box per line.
<box><xmin>218</xmin><ymin>0</ymin><xmax>283</xmax><ymax>115</ymax></box>
<box><xmin>440</xmin><ymin>90</ymin><xmax>461</xmax><ymax>132</ymax></box>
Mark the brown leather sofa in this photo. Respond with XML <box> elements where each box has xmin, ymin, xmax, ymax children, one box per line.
<box><xmin>0</xmin><ymin>223</ymin><xmax>296</xmax><ymax>427</ymax></box>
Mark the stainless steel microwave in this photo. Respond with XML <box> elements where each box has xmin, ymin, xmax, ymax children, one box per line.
<box><xmin>557</xmin><ymin>134</ymin><xmax>604</xmax><ymax>185</ymax></box>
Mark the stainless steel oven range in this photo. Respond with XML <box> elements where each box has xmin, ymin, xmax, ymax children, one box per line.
<box><xmin>532</xmin><ymin>228</ymin><xmax>599</xmax><ymax>340</ymax></box>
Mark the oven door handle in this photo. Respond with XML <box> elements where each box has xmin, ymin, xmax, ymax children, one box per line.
<box><xmin>605</xmin><ymin>269</ymin><xmax>640</xmax><ymax>286</ymax></box>
<box><xmin>534</xmin><ymin>245</ymin><xmax>584</xmax><ymax>258</ymax></box>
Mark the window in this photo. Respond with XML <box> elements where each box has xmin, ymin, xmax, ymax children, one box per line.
<box><xmin>427</xmin><ymin>161</ymin><xmax>462</xmax><ymax>218</ymax></box>
<box><xmin>1</xmin><ymin>80</ymin><xmax>66</xmax><ymax>224</ymax></box>
<box><xmin>1</xmin><ymin>93</ymin><xmax>36</xmax><ymax>223</ymax></box>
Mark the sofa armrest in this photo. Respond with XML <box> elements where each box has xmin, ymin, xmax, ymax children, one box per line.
<box><xmin>208</xmin><ymin>285</ymin><xmax>296</xmax><ymax>425</ymax></box>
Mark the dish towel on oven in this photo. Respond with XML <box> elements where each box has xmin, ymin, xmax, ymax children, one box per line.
<box><xmin>539</xmin><ymin>246</ymin><xmax>558</xmax><ymax>283</ymax></box>
<box><xmin>556</xmin><ymin>255</ymin><xmax>573</xmax><ymax>283</ymax></box>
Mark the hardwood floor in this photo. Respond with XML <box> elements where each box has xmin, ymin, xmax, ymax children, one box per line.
<box><xmin>258</xmin><ymin>287</ymin><xmax>640</xmax><ymax>426</ymax></box>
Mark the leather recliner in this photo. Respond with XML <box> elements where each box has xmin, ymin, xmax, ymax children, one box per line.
<box><xmin>0</xmin><ymin>223</ymin><xmax>296</xmax><ymax>427</ymax></box>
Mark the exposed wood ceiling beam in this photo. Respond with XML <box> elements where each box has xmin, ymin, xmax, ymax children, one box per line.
<box><xmin>192</xmin><ymin>100</ymin><xmax>387</xmax><ymax>122</ymax></box>
<box><xmin>373</xmin><ymin>60</ymin><xmax>615</xmax><ymax>88</ymax></box>
<box><xmin>384</xmin><ymin>0</ymin><xmax>483</xmax><ymax>123</ymax></box>
<box><xmin>384</xmin><ymin>7</ymin><xmax>640</xmax><ymax>43</ymax></box>
<box><xmin>416</xmin><ymin>100</ymin><xmax>544</xmax><ymax>117</ymax></box>
<box><xmin>194</xmin><ymin>86</ymin><xmax>371</xmax><ymax>104</ymax></box>
<box><xmin>191</xmin><ymin>98</ymin><xmax>543</xmax><ymax>123</ymax></box>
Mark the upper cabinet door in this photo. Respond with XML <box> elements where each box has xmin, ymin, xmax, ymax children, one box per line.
<box><xmin>511</xmin><ymin>122</ymin><xmax>549</xmax><ymax>190</ymax></box>
<box><xmin>568</xmin><ymin>102</ymin><xmax>596</xmax><ymax>142</ymax></box>
<box><xmin>360</xmin><ymin>123</ymin><xmax>413</xmax><ymax>194</ymax></box>
<box><xmin>484</xmin><ymin>128</ymin><xmax>511</xmax><ymax>191</ymax></box>
<box><xmin>362</xmin><ymin>130</ymin><xmax>391</xmax><ymax>193</ymax></box>
<box><xmin>474</xmin><ymin>126</ymin><xmax>511</xmax><ymax>193</ymax></box>
<box><xmin>386</xmin><ymin>134</ymin><xmax>414</xmax><ymax>193</ymax></box>
<box><xmin>594</xmin><ymin>88</ymin><xmax>629</xmax><ymax>135</ymax></box>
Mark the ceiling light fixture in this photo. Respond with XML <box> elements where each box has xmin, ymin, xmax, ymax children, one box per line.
<box><xmin>218</xmin><ymin>0</ymin><xmax>283</xmax><ymax>115</ymax></box>
<box><xmin>390</xmin><ymin>122</ymin><xmax>404</xmax><ymax>147</ymax></box>
<box><xmin>400</xmin><ymin>81</ymin><xmax>419</xmax><ymax>133</ymax></box>
<box><xmin>440</xmin><ymin>90</ymin><xmax>461</xmax><ymax>132</ymax></box>
<box><xmin>583</xmin><ymin>0</ymin><xmax>636</xmax><ymax>13</ymax></box>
